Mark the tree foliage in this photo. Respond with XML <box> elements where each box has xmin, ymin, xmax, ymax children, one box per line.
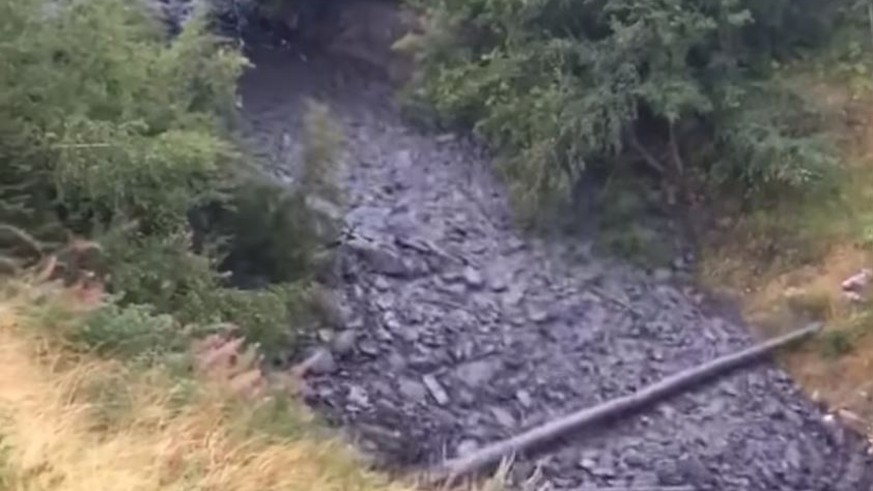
<box><xmin>412</xmin><ymin>0</ymin><xmax>851</xmax><ymax>211</ymax></box>
<box><xmin>0</xmin><ymin>0</ymin><xmax>323</xmax><ymax>353</ymax></box>
<box><xmin>0</xmin><ymin>0</ymin><xmax>245</xmax><ymax>236</ymax></box>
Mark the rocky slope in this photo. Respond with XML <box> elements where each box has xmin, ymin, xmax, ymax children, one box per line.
<box><xmin>237</xmin><ymin>44</ymin><xmax>873</xmax><ymax>490</ymax></box>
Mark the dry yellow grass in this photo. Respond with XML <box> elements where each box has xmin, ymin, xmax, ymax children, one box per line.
<box><xmin>0</xmin><ymin>286</ymin><xmax>415</xmax><ymax>491</ymax></box>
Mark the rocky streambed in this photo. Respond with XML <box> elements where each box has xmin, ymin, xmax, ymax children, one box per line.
<box><xmin>237</xmin><ymin>42</ymin><xmax>873</xmax><ymax>491</ymax></box>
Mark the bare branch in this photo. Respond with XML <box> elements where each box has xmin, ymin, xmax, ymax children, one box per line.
<box><xmin>427</xmin><ymin>323</ymin><xmax>823</xmax><ymax>482</ymax></box>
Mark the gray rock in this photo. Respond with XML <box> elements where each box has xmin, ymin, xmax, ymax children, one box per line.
<box><xmin>462</xmin><ymin>265</ymin><xmax>484</xmax><ymax>288</ymax></box>
<box><xmin>526</xmin><ymin>304</ymin><xmax>550</xmax><ymax>324</ymax></box>
<box><xmin>347</xmin><ymin>385</ymin><xmax>370</xmax><ymax>407</ymax></box>
<box><xmin>490</xmin><ymin>406</ymin><xmax>516</xmax><ymax>428</ymax></box>
<box><xmin>373</xmin><ymin>276</ymin><xmax>391</xmax><ymax>291</ymax></box>
<box><xmin>456</xmin><ymin>439</ymin><xmax>478</xmax><ymax>457</ymax></box>
<box><xmin>578</xmin><ymin>457</ymin><xmax>597</xmax><ymax>471</ymax></box>
<box><xmin>678</xmin><ymin>455</ymin><xmax>713</xmax><ymax>484</ymax></box>
<box><xmin>783</xmin><ymin>441</ymin><xmax>802</xmax><ymax>470</ymax></box>
<box><xmin>348</xmin><ymin>238</ymin><xmax>411</xmax><ymax>277</ymax></box>
<box><xmin>515</xmin><ymin>389</ymin><xmax>534</xmax><ymax>408</ymax></box>
<box><xmin>502</xmin><ymin>284</ymin><xmax>525</xmax><ymax>306</ymax></box>
<box><xmin>301</xmin><ymin>348</ymin><xmax>337</xmax><ymax>375</ymax></box>
<box><xmin>653</xmin><ymin>268</ymin><xmax>672</xmax><ymax>282</ymax></box>
<box><xmin>423</xmin><ymin>374</ymin><xmax>450</xmax><ymax>405</ymax></box>
<box><xmin>318</xmin><ymin>329</ymin><xmax>333</xmax><ymax>343</ymax></box>
<box><xmin>488</xmin><ymin>274</ymin><xmax>509</xmax><ymax>292</ymax></box>
<box><xmin>331</xmin><ymin>330</ymin><xmax>357</xmax><ymax>357</ymax></box>
<box><xmin>632</xmin><ymin>471</ymin><xmax>660</xmax><ymax>487</ymax></box>
<box><xmin>358</xmin><ymin>341</ymin><xmax>380</xmax><ymax>357</ymax></box>
<box><xmin>455</xmin><ymin>358</ymin><xmax>501</xmax><ymax>387</ymax></box>
<box><xmin>398</xmin><ymin>378</ymin><xmax>427</xmax><ymax>401</ymax></box>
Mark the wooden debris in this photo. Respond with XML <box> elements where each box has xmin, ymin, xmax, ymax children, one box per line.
<box><xmin>427</xmin><ymin>323</ymin><xmax>823</xmax><ymax>482</ymax></box>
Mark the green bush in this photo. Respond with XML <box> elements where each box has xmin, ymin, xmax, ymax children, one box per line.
<box><xmin>0</xmin><ymin>0</ymin><xmax>324</xmax><ymax>359</ymax></box>
<box><xmin>411</xmin><ymin>0</ymin><xmax>852</xmax><ymax>213</ymax></box>
<box><xmin>76</xmin><ymin>303</ymin><xmax>188</xmax><ymax>358</ymax></box>
<box><xmin>0</xmin><ymin>0</ymin><xmax>246</xmax><ymax>238</ymax></box>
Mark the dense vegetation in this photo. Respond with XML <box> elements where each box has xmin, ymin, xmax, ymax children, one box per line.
<box><xmin>0</xmin><ymin>0</ymin><xmax>337</xmax><ymax>360</ymax></box>
<box><xmin>409</xmin><ymin>0</ymin><xmax>861</xmax><ymax>215</ymax></box>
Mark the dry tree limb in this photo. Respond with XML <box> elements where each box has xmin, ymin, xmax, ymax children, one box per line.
<box><xmin>428</xmin><ymin>323</ymin><xmax>822</xmax><ymax>482</ymax></box>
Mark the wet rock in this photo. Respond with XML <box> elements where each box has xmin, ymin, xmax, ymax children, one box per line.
<box><xmin>502</xmin><ymin>283</ymin><xmax>525</xmax><ymax>307</ymax></box>
<box><xmin>623</xmin><ymin>448</ymin><xmax>646</xmax><ymax>468</ymax></box>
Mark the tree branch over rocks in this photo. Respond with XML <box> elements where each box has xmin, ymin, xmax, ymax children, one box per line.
<box><xmin>427</xmin><ymin>323</ymin><xmax>823</xmax><ymax>483</ymax></box>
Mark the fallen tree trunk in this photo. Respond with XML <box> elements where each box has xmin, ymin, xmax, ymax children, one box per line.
<box><xmin>428</xmin><ymin>323</ymin><xmax>822</xmax><ymax>482</ymax></box>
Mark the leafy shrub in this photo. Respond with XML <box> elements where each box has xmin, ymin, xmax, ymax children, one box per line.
<box><xmin>0</xmin><ymin>0</ymin><xmax>246</xmax><ymax>239</ymax></box>
<box><xmin>76</xmin><ymin>303</ymin><xmax>188</xmax><ymax>358</ymax></box>
<box><xmin>213</xmin><ymin>284</ymin><xmax>314</xmax><ymax>355</ymax></box>
<box><xmin>411</xmin><ymin>0</ymin><xmax>851</xmax><ymax>213</ymax></box>
<box><xmin>198</xmin><ymin>100</ymin><xmax>344</xmax><ymax>284</ymax></box>
<box><xmin>99</xmin><ymin>229</ymin><xmax>312</xmax><ymax>355</ymax></box>
<box><xmin>0</xmin><ymin>0</ymin><xmax>322</xmax><ymax>359</ymax></box>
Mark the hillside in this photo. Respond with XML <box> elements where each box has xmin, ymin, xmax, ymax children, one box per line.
<box><xmin>4</xmin><ymin>1</ymin><xmax>873</xmax><ymax>490</ymax></box>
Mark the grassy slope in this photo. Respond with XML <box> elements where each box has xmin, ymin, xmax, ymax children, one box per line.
<box><xmin>699</xmin><ymin>68</ymin><xmax>873</xmax><ymax>428</ymax></box>
<box><xmin>0</xmin><ymin>282</ymin><xmax>413</xmax><ymax>491</ymax></box>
